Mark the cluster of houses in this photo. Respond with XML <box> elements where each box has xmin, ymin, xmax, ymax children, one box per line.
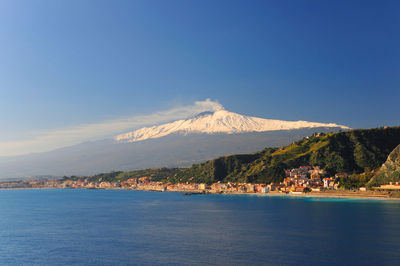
<box><xmin>0</xmin><ymin>165</ymin><xmax>354</xmax><ymax>194</ymax></box>
<box><xmin>280</xmin><ymin>166</ymin><xmax>345</xmax><ymax>192</ymax></box>
<box><xmin>42</xmin><ymin>178</ymin><xmax>275</xmax><ymax>193</ymax></box>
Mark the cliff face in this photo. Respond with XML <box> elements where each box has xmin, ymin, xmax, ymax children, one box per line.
<box><xmin>369</xmin><ymin>144</ymin><xmax>400</xmax><ymax>186</ymax></box>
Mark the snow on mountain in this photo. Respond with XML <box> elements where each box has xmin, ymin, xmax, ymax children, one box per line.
<box><xmin>114</xmin><ymin>110</ymin><xmax>350</xmax><ymax>143</ymax></box>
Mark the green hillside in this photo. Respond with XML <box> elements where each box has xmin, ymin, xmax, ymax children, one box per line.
<box><xmin>171</xmin><ymin>127</ymin><xmax>400</xmax><ymax>184</ymax></box>
<box><xmin>62</xmin><ymin>168</ymin><xmax>181</xmax><ymax>183</ymax></box>
<box><xmin>62</xmin><ymin>127</ymin><xmax>400</xmax><ymax>185</ymax></box>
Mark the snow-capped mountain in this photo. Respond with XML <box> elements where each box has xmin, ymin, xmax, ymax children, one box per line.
<box><xmin>115</xmin><ymin>110</ymin><xmax>349</xmax><ymax>143</ymax></box>
<box><xmin>0</xmin><ymin>110</ymin><xmax>350</xmax><ymax>179</ymax></box>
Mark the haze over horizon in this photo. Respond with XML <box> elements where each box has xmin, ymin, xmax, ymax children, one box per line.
<box><xmin>0</xmin><ymin>0</ymin><xmax>399</xmax><ymax>156</ymax></box>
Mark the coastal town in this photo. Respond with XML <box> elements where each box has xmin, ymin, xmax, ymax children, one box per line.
<box><xmin>1</xmin><ymin>166</ymin><xmax>399</xmax><ymax>199</ymax></box>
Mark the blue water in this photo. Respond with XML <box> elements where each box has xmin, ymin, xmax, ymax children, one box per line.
<box><xmin>0</xmin><ymin>190</ymin><xmax>399</xmax><ymax>265</ymax></box>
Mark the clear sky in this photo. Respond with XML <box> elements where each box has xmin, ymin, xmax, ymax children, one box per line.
<box><xmin>0</xmin><ymin>0</ymin><xmax>399</xmax><ymax>155</ymax></box>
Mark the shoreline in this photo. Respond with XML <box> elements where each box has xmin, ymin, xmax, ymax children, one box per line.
<box><xmin>262</xmin><ymin>191</ymin><xmax>400</xmax><ymax>200</ymax></box>
<box><xmin>188</xmin><ymin>190</ymin><xmax>400</xmax><ymax>200</ymax></box>
<box><xmin>1</xmin><ymin>187</ymin><xmax>399</xmax><ymax>200</ymax></box>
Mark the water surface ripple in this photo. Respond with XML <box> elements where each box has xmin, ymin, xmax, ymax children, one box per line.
<box><xmin>0</xmin><ymin>189</ymin><xmax>399</xmax><ymax>265</ymax></box>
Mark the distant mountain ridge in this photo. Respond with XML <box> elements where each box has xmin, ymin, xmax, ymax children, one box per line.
<box><xmin>0</xmin><ymin>109</ymin><xmax>351</xmax><ymax>179</ymax></box>
<box><xmin>0</xmin><ymin>128</ymin><xmax>344</xmax><ymax>179</ymax></box>
<box><xmin>115</xmin><ymin>110</ymin><xmax>350</xmax><ymax>143</ymax></box>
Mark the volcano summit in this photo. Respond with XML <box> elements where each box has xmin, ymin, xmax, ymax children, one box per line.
<box><xmin>115</xmin><ymin>110</ymin><xmax>349</xmax><ymax>143</ymax></box>
<box><xmin>0</xmin><ymin>110</ymin><xmax>349</xmax><ymax>179</ymax></box>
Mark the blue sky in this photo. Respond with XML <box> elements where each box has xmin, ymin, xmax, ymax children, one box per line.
<box><xmin>0</xmin><ymin>0</ymin><xmax>399</xmax><ymax>155</ymax></box>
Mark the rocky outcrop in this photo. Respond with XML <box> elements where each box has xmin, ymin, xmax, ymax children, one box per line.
<box><xmin>369</xmin><ymin>144</ymin><xmax>400</xmax><ymax>186</ymax></box>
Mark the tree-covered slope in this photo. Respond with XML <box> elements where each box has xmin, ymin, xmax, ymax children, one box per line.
<box><xmin>63</xmin><ymin>168</ymin><xmax>181</xmax><ymax>183</ymax></box>
<box><xmin>171</xmin><ymin>127</ymin><xmax>400</xmax><ymax>184</ymax></box>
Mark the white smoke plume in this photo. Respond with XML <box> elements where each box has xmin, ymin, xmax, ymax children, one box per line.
<box><xmin>0</xmin><ymin>99</ymin><xmax>224</xmax><ymax>156</ymax></box>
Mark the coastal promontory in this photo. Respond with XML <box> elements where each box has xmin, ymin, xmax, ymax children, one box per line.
<box><xmin>369</xmin><ymin>144</ymin><xmax>400</xmax><ymax>186</ymax></box>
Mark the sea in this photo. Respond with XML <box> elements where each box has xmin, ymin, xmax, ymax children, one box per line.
<box><xmin>0</xmin><ymin>189</ymin><xmax>399</xmax><ymax>265</ymax></box>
